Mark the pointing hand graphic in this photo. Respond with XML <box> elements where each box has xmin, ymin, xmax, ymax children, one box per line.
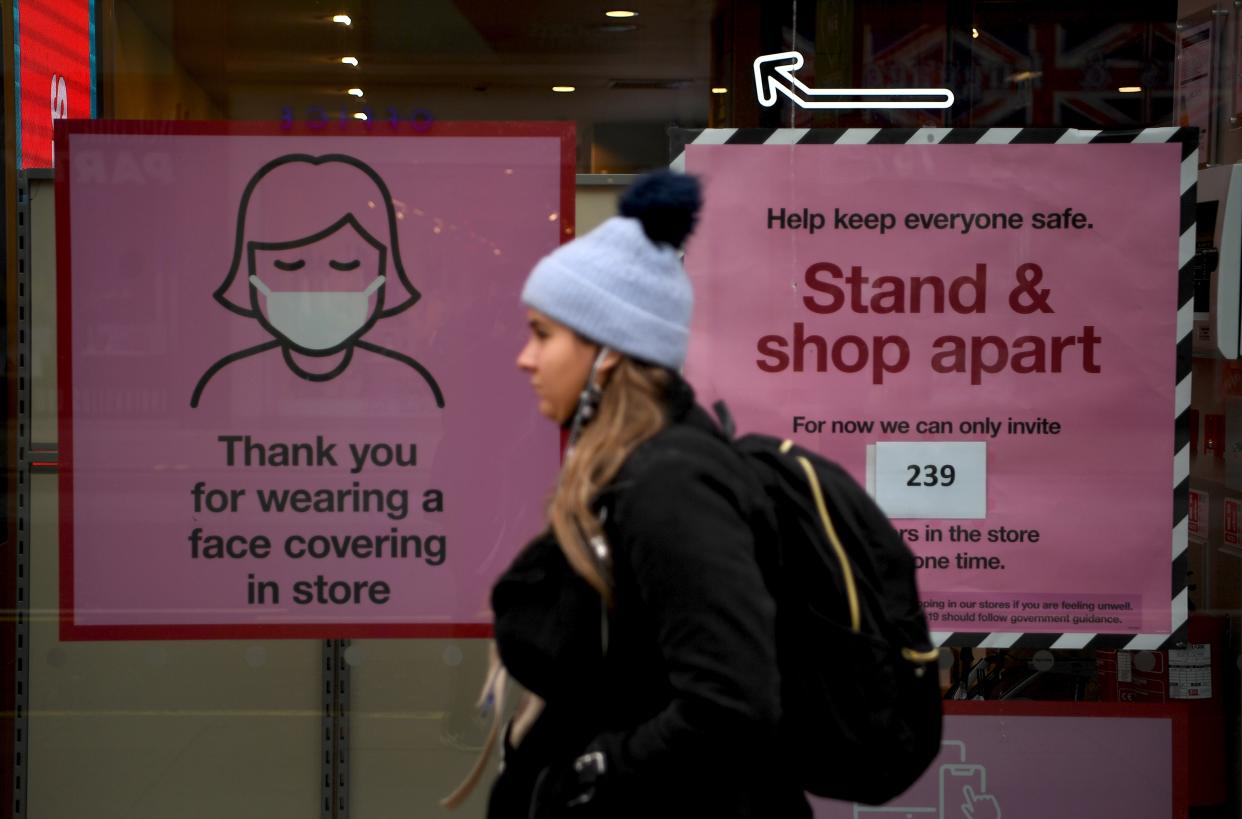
<box><xmin>961</xmin><ymin>785</ymin><xmax>1001</xmax><ymax>819</ymax></box>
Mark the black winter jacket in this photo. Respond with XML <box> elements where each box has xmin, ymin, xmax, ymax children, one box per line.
<box><xmin>489</xmin><ymin>377</ymin><xmax>811</xmax><ymax>819</ymax></box>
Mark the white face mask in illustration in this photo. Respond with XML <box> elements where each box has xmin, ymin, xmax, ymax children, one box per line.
<box><xmin>250</xmin><ymin>274</ymin><xmax>386</xmax><ymax>350</ymax></box>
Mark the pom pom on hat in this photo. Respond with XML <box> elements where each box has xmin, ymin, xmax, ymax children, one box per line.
<box><xmin>521</xmin><ymin>171</ymin><xmax>701</xmax><ymax>369</ymax></box>
<box><xmin>619</xmin><ymin>170</ymin><xmax>703</xmax><ymax>249</ymax></box>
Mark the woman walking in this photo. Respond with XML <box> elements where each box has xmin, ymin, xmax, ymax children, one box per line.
<box><xmin>484</xmin><ymin>171</ymin><xmax>810</xmax><ymax>819</ymax></box>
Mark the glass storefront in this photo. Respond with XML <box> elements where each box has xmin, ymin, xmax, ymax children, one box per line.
<box><xmin>4</xmin><ymin>1</ymin><xmax>1238</xmax><ymax>817</ymax></box>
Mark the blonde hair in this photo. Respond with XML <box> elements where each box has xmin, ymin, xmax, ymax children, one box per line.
<box><xmin>550</xmin><ymin>355</ymin><xmax>672</xmax><ymax>602</ymax></box>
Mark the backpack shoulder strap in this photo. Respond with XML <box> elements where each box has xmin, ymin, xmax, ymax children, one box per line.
<box><xmin>711</xmin><ymin>400</ymin><xmax>737</xmax><ymax>439</ymax></box>
<box><xmin>778</xmin><ymin>439</ymin><xmax>861</xmax><ymax>634</ymax></box>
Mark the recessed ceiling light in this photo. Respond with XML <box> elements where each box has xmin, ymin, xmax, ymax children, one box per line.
<box><xmin>605</xmin><ymin>10</ymin><xmax>638</xmax><ymax>17</ymax></box>
<box><xmin>552</xmin><ymin>86</ymin><xmax>576</xmax><ymax>93</ymax></box>
<box><xmin>353</xmin><ymin>112</ymin><xmax>368</xmax><ymax>120</ymax></box>
<box><xmin>347</xmin><ymin>88</ymin><xmax>364</xmax><ymax>97</ymax></box>
<box><xmin>341</xmin><ymin>56</ymin><xmax>359</xmax><ymax>67</ymax></box>
<box><xmin>332</xmin><ymin>14</ymin><xmax>352</xmax><ymax>26</ymax></box>
<box><xmin>711</xmin><ymin>87</ymin><xmax>728</xmax><ymax>94</ymax></box>
<box><xmin>971</xmin><ymin>27</ymin><xmax>979</xmax><ymax>38</ymax></box>
<box><xmin>1118</xmin><ymin>86</ymin><xmax>1142</xmax><ymax>93</ymax></box>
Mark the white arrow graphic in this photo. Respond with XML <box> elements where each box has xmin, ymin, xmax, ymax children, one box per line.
<box><xmin>754</xmin><ymin>51</ymin><xmax>954</xmax><ymax>109</ymax></box>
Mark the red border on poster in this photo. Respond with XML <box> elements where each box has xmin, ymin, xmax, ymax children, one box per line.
<box><xmin>53</xmin><ymin>119</ymin><xmax>576</xmax><ymax>641</ymax></box>
<box><xmin>942</xmin><ymin>701</ymin><xmax>1189</xmax><ymax>819</ymax></box>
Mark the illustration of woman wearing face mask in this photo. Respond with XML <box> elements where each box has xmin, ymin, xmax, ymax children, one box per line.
<box><xmin>190</xmin><ymin>153</ymin><xmax>444</xmax><ymax>409</ymax></box>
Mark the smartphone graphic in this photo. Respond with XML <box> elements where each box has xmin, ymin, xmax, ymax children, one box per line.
<box><xmin>939</xmin><ymin>763</ymin><xmax>987</xmax><ymax>819</ymax></box>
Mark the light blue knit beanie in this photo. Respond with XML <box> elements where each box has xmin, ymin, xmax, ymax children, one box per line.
<box><xmin>521</xmin><ymin>171</ymin><xmax>702</xmax><ymax>369</ymax></box>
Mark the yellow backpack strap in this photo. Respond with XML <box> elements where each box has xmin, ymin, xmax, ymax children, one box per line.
<box><xmin>782</xmin><ymin>440</ymin><xmax>862</xmax><ymax>634</ymax></box>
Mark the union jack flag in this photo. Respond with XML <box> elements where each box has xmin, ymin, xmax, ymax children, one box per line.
<box><xmin>844</xmin><ymin>20</ymin><xmax>1175</xmax><ymax>128</ymax></box>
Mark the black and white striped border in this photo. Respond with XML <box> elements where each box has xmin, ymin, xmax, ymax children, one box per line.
<box><xmin>671</xmin><ymin>127</ymin><xmax>1195</xmax><ymax>651</ymax></box>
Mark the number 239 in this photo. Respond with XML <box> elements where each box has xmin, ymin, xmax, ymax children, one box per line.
<box><xmin>906</xmin><ymin>464</ymin><xmax>956</xmax><ymax>487</ymax></box>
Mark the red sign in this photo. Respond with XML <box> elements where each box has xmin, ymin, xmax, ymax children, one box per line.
<box><xmin>1225</xmin><ymin>498</ymin><xmax>1238</xmax><ymax>546</ymax></box>
<box><xmin>19</xmin><ymin>0</ymin><xmax>92</xmax><ymax>168</ymax></box>
<box><xmin>1189</xmin><ymin>489</ymin><xmax>1206</xmax><ymax>541</ymax></box>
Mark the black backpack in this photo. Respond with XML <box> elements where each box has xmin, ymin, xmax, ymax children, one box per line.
<box><xmin>714</xmin><ymin>404</ymin><xmax>943</xmax><ymax>806</ymax></box>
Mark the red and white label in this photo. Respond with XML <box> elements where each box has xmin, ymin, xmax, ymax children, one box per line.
<box><xmin>1189</xmin><ymin>490</ymin><xmax>1208</xmax><ymax>542</ymax></box>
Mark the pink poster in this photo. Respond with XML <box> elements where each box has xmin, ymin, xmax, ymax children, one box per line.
<box><xmin>56</xmin><ymin>121</ymin><xmax>571</xmax><ymax>640</ymax></box>
<box><xmin>684</xmin><ymin>140</ymin><xmax>1180</xmax><ymax>636</ymax></box>
<box><xmin>811</xmin><ymin>703</ymin><xmax>1186</xmax><ymax>819</ymax></box>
